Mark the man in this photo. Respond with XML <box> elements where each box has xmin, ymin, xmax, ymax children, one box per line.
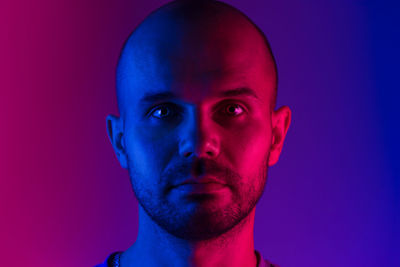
<box><xmin>97</xmin><ymin>0</ymin><xmax>291</xmax><ymax>266</ymax></box>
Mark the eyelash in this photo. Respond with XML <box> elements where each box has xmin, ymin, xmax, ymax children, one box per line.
<box><xmin>148</xmin><ymin>102</ymin><xmax>246</xmax><ymax>119</ymax></box>
<box><xmin>221</xmin><ymin>103</ymin><xmax>245</xmax><ymax>117</ymax></box>
<box><xmin>148</xmin><ymin>103</ymin><xmax>181</xmax><ymax>119</ymax></box>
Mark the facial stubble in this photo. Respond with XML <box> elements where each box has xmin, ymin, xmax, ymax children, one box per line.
<box><xmin>127</xmin><ymin>153</ymin><xmax>270</xmax><ymax>241</ymax></box>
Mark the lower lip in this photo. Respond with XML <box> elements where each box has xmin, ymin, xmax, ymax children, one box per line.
<box><xmin>173</xmin><ymin>183</ymin><xmax>227</xmax><ymax>194</ymax></box>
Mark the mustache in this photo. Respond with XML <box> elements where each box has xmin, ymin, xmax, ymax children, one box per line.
<box><xmin>162</xmin><ymin>157</ymin><xmax>240</xmax><ymax>185</ymax></box>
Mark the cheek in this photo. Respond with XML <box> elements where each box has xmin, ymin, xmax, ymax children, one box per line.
<box><xmin>125</xmin><ymin>124</ymin><xmax>178</xmax><ymax>178</ymax></box>
<box><xmin>222</xmin><ymin>118</ymin><xmax>271</xmax><ymax>174</ymax></box>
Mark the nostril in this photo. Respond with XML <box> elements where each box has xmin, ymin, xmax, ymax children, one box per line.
<box><xmin>206</xmin><ymin>151</ymin><xmax>213</xmax><ymax>156</ymax></box>
<box><xmin>184</xmin><ymin>152</ymin><xmax>193</xmax><ymax>158</ymax></box>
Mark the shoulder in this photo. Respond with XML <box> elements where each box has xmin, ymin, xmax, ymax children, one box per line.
<box><xmin>264</xmin><ymin>260</ymin><xmax>281</xmax><ymax>267</ymax></box>
<box><xmin>93</xmin><ymin>251</ymin><xmax>123</xmax><ymax>267</ymax></box>
<box><xmin>256</xmin><ymin>250</ymin><xmax>280</xmax><ymax>267</ymax></box>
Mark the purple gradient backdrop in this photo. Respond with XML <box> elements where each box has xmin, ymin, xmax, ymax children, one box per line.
<box><xmin>1</xmin><ymin>0</ymin><xmax>398</xmax><ymax>266</ymax></box>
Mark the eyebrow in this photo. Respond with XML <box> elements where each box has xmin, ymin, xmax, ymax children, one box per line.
<box><xmin>218</xmin><ymin>87</ymin><xmax>259</xmax><ymax>100</ymax></box>
<box><xmin>139</xmin><ymin>87</ymin><xmax>259</xmax><ymax>103</ymax></box>
<box><xmin>140</xmin><ymin>91</ymin><xmax>176</xmax><ymax>103</ymax></box>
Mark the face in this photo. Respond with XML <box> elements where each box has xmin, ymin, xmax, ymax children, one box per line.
<box><xmin>107</xmin><ymin>15</ymin><xmax>290</xmax><ymax>241</ymax></box>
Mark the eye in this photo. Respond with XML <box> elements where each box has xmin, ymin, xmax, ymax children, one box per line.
<box><xmin>223</xmin><ymin>103</ymin><xmax>245</xmax><ymax>117</ymax></box>
<box><xmin>152</xmin><ymin>106</ymin><xmax>170</xmax><ymax>118</ymax></box>
<box><xmin>149</xmin><ymin>104</ymin><xmax>179</xmax><ymax>119</ymax></box>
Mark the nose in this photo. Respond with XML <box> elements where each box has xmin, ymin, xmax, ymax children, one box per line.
<box><xmin>178</xmin><ymin>107</ymin><xmax>220</xmax><ymax>159</ymax></box>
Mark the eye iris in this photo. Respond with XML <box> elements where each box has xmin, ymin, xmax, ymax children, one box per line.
<box><xmin>226</xmin><ymin>104</ymin><xmax>241</xmax><ymax>115</ymax></box>
<box><xmin>154</xmin><ymin>107</ymin><xmax>170</xmax><ymax>117</ymax></box>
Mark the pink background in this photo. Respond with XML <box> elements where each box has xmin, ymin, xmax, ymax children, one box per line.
<box><xmin>1</xmin><ymin>0</ymin><xmax>398</xmax><ymax>266</ymax></box>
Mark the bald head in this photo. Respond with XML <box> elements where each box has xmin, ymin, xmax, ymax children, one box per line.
<box><xmin>107</xmin><ymin>1</ymin><xmax>292</xmax><ymax>245</ymax></box>
<box><xmin>116</xmin><ymin>0</ymin><xmax>278</xmax><ymax>115</ymax></box>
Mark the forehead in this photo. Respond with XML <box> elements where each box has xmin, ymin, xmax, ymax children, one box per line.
<box><xmin>117</xmin><ymin>12</ymin><xmax>276</xmax><ymax>110</ymax></box>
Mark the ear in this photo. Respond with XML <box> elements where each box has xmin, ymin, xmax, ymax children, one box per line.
<box><xmin>268</xmin><ymin>106</ymin><xmax>292</xmax><ymax>166</ymax></box>
<box><xmin>106</xmin><ymin>114</ymin><xmax>128</xmax><ymax>169</ymax></box>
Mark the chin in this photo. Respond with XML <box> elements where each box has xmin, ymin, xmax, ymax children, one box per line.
<box><xmin>153</xmin><ymin>201</ymin><xmax>252</xmax><ymax>241</ymax></box>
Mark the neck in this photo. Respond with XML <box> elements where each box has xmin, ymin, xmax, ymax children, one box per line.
<box><xmin>121</xmin><ymin>206</ymin><xmax>258</xmax><ymax>267</ymax></box>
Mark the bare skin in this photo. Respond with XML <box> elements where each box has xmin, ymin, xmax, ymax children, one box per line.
<box><xmin>107</xmin><ymin>1</ymin><xmax>291</xmax><ymax>266</ymax></box>
<box><xmin>120</xmin><ymin>207</ymin><xmax>257</xmax><ymax>267</ymax></box>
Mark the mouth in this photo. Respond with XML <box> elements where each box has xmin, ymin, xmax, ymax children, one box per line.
<box><xmin>171</xmin><ymin>177</ymin><xmax>228</xmax><ymax>194</ymax></box>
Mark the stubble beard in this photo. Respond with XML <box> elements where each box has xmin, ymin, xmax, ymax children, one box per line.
<box><xmin>127</xmin><ymin>154</ymin><xmax>269</xmax><ymax>242</ymax></box>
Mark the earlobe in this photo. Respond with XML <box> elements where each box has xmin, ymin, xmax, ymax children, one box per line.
<box><xmin>268</xmin><ymin>106</ymin><xmax>292</xmax><ymax>166</ymax></box>
<box><xmin>106</xmin><ymin>114</ymin><xmax>128</xmax><ymax>169</ymax></box>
